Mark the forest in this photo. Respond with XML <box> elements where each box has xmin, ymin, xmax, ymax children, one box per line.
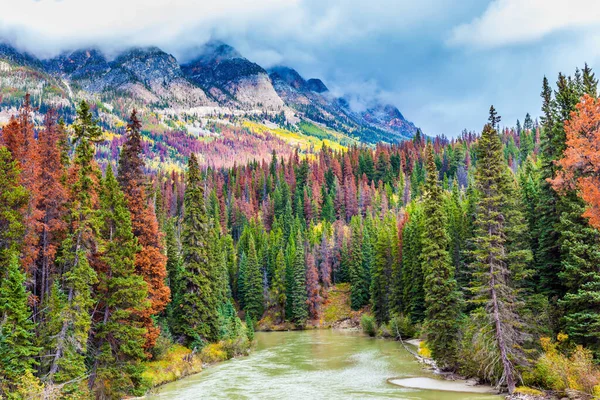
<box><xmin>1</xmin><ymin>64</ymin><xmax>600</xmax><ymax>399</ymax></box>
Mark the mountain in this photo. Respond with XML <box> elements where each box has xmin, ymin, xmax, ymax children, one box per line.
<box><xmin>0</xmin><ymin>40</ymin><xmax>419</xmax><ymax>165</ymax></box>
<box><xmin>182</xmin><ymin>42</ymin><xmax>283</xmax><ymax>109</ymax></box>
<box><xmin>45</xmin><ymin>47</ymin><xmax>214</xmax><ymax>108</ymax></box>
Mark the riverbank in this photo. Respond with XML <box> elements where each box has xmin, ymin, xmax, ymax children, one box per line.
<box><xmin>146</xmin><ymin>330</ymin><xmax>501</xmax><ymax>399</ymax></box>
<box><xmin>143</xmin><ymin>337</ymin><xmax>252</xmax><ymax>392</ymax></box>
<box><xmin>257</xmin><ymin>283</ymin><xmax>363</xmax><ymax>331</ymax></box>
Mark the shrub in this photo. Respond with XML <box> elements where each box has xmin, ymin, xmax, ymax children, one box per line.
<box><xmin>361</xmin><ymin>314</ymin><xmax>377</xmax><ymax>337</ymax></box>
<box><xmin>528</xmin><ymin>334</ymin><xmax>600</xmax><ymax>395</ymax></box>
<box><xmin>388</xmin><ymin>313</ymin><xmax>417</xmax><ymax>339</ymax></box>
<box><xmin>457</xmin><ymin>309</ymin><xmax>504</xmax><ymax>384</ymax></box>
<box><xmin>418</xmin><ymin>341</ymin><xmax>432</xmax><ymax>358</ymax></box>
<box><xmin>200</xmin><ymin>343</ymin><xmax>228</xmax><ymax>364</ymax></box>
<box><xmin>514</xmin><ymin>386</ymin><xmax>543</xmax><ymax>396</ymax></box>
<box><xmin>151</xmin><ymin>328</ymin><xmax>174</xmax><ymax>361</ymax></box>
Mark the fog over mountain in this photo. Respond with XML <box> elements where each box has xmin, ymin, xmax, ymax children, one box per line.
<box><xmin>2</xmin><ymin>0</ymin><xmax>600</xmax><ymax>136</ymax></box>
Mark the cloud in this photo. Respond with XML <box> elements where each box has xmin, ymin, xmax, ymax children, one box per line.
<box><xmin>0</xmin><ymin>1</ymin><xmax>598</xmax><ymax>138</ymax></box>
<box><xmin>0</xmin><ymin>0</ymin><xmax>447</xmax><ymax>58</ymax></box>
<box><xmin>448</xmin><ymin>0</ymin><xmax>600</xmax><ymax>48</ymax></box>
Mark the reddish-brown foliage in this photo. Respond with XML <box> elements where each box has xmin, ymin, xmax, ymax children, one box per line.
<box><xmin>551</xmin><ymin>94</ymin><xmax>600</xmax><ymax>229</ymax></box>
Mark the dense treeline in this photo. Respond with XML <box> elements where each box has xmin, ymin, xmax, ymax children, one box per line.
<box><xmin>1</xmin><ymin>64</ymin><xmax>600</xmax><ymax>398</ymax></box>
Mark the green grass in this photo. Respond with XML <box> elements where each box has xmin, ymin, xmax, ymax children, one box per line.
<box><xmin>322</xmin><ymin>283</ymin><xmax>352</xmax><ymax>324</ymax></box>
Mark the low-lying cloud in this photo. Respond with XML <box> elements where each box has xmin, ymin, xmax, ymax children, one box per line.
<box><xmin>1</xmin><ymin>0</ymin><xmax>599</xmax><ymax>136</ymax></box>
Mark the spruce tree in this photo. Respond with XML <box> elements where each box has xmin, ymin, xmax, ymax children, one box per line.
<box><xmin>174</xmin><ymin>153</ymin><xmax>219</xmax><ymax>345</ymax></box>
<box><xmin>0</xmin><ymin>147</ymin><xmax>28</xmax><ymax>260</ymax></box>
<box><xmin>117</xmin><ymin>110</ymin><xmax>169</xmax><ymax>350</ymax></box>
<box><xmin>0</xmin><ymin>251</ymin><xmax>38</xmax><ymax>394</ymax></box>
<box><xmin>349</xmin><ymin>216</ymin><xmax>368</xmax><ymax>310</ymax></box>
<box><xmin>401</xmin><ymin>203</ymin><xmax>426</xmax><ymax>322</ymax></box>
<box><xmin>371</xmin><ymin>219</ymin><xmax>393</xmax><ymax>324</ymax></box>
<box><xmin>244</xmin><ymin>238</ymin><xmax>264</xmax><ymax>320</ymax></box>
<box><xmin>49</xmin><ymin>101</ymin><xmax>101</xmax><ymax>393</ymax></box>
<box><xmin>470</xmin><ymin>121</ymin><xmax>529</xmax><ymax>394</ymax></box>
<box><xmin>290</xmin><ymin>233</ymin><xmax>308</xmax><ymax>325</ymax></box>
<box><xmin>271</xmin><ymin>248</ymin><xmax>287</xmax><ymax>322</ymax></box>
<box><xmin>90</xmin><ymin>166</ymin><xmax>148</xmax><ymax>398</ymax></box>
<box><xmin>421</xmin><ymin>144</ymin><xmax>461</xmax><ymax>369</ymax></box>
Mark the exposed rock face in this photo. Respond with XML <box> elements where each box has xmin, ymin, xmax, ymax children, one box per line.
<box><xmin>182</xmin><ymin>42</ymin><xmax>283</xmax><ymax>110</ymax></box>
<box><xmin>361</xmin><ymin>104</ymin><xmax>418</xmax><ymax>138</ymax></box>
<box><xmin>46</xmin><ymin>47</ymin><xmax>214</xmax><ymax>107</ymax></box>
<box><xmin>307</xmin><ymin>78</ymin><xmax>328</xmax><ymax>93</ymax></box>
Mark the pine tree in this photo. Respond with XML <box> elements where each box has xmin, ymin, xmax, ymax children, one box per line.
<box><xmin>290</xmin><ymin>233</ymin><xmax>308</xmax><ymax>325</ymax></box>
<box><xmin>244</xmin><ymin>238</ymin><xmax>264</xmax><ymax>320</ymax></box>
<box><xmin>48</xmin><ymin>101</ymin><xmax>100</xmax><ymax>393</ymax></box>
<box><xmin>0</xmin><ymin>147</ymin><xmax>28</xmax><ymax>260</ymax></box>
<box><xmin>237</xmin><ymin>252</ymin><xmax>248</xmax><ymax>309</ymax></box>
<box><xmin>349</xmin><ymin>216</ymin><xmax>368</xmax><ymax>310</ymax></box>
<box><xmin>371</xmin><ymin>219</ymin><xmax>394</xmax><ymax>324</ymax></box>
<box><xmin>401</xmin><ymin>204</ymin><xmax>426</xmax><ymax>322</ymax></box>
<box><xmin>35</xmin><ymin>111</ymin><xmax>68</xmax><ymax>311</ymax></box>
<box><xmin>421</xmin><ymin>144</ymin><xmax>461</xmax><ymax>369</ymax></box>
<box><xmin>0</xmin><ymin>251</ymin><xmax>38</xmax><ymax>394</ymax></box>
<box><xmin>174</xmin><ymin>153</ymin><xmax>219</xmax><ymax>345</ymax></box>
<box><xmin>118</xmin><ymin>110</ymin><xmax>169</xmax><ymax>350</ymax></box>
<box><xmin>165</xmin><ymin>218</ymin><xmax>182</xmax><ymax>323</ymax></box>
<box><xmin>271</xmin><ymin>248</ymin><xmax>287</xmax><ymax>322</ymax></box>
<box><xmin>470</xmin><ymin>121</ymin><xmax>529</xmax><ymax>394</ymax></box>
<box><xmin>89</xmin><ymin>166</ymin><xmax>148</xmax><ymax>398</ymax></box>
<box><xmin>306</xmin><ymin>252</ymin><xmax>322</xmax><ymax>319</ymax></box>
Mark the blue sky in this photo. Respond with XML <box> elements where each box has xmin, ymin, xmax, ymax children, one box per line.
<box><xmin>2</xmin><ymin>0</ymin><xmax>600</xmax><ymax>136</ymax></box>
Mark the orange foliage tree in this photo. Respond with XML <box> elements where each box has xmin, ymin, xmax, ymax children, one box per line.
<box><xmin>552</xmin><ymin>94</ymin><xmax>600</xmax><ymax>229</ymax></box>
<box><xmin>118</xmin><ymin>110</ymin><xmax>170</xmax><ymax>351</ymax></box>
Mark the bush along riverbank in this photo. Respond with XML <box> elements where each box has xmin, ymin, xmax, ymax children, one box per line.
<box><xmin>359</xmin><ymin>314</ymin><xmax>600</xmax><ymax>400</ymax></box>
<box><xmin>143</xmin><ymin>319</ymin><xmax>255</xmax><ymax>391</ymax></box>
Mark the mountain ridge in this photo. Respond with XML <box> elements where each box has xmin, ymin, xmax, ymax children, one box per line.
<box><xmin>0</xmin><ymin>41</ymin><xmax>419</xmax><ymax>144</ymax></box>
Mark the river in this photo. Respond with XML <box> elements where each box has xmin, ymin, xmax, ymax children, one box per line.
<box><xmin>146</xmin><ymin>330</ymin><xmax>501</xmax><ymax>399</ymax></box>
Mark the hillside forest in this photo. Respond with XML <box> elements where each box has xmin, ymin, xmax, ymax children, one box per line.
<box><xmin>2</xmin><ymin>65</ymin><xmax>600</xmax><ymax>399</ymax></box>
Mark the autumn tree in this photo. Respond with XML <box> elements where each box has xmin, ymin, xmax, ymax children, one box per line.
<box><xmin>117</xmin><ymin>110</ymin><xmax>169</xmax><ymax>350</ymax></box>
<box><xmin>551</xmin><ymin>93</ymin><xmax>600</xmax><ymax>353</ymax></box>
<box><xmin>48</xmin><ymin>101</ymin><xmax>101</xmax><ymax>395</ymax></box>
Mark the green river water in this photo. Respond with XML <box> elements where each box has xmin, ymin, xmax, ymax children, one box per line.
<box><xmin>146</xmin><ymin>330</ymin><xmax>501</xmax><ymax>400</ymax></box>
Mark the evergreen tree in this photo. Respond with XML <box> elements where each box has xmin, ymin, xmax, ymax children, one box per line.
<box><xmin>421</xmin><ymin>144</ymin><xmax>461</xmax><ymax>369</ymax></box>
<box><xmin>89</xmin><ymin>166</ymin><xmax>148</xmax><ymax>398</ymax></box>
<box><xmin>271</xmin><ymin>248</ymin><xmax>287</xmax><ymax>322</ymax></box>
<box><xmin>470</xmin><ymin>121</ymin><xmax>529</xmax><ymax>394</ymax></box>
<box><xmin>48</xmin><ymin>101</ymin><xmax>101</xmax><ymax>393</ymax></box>
<box><xmin>348</xmin><ymin>216</ymin><xmax>368</xmax><ymax>310</ymax></box>
<box><xmin>290</xmin><ymin>233</ymin><xmax>308</xmax><ymax>325</ymax></box>
<box><xmin>401</xmin><ymin>204</ymin><xmax>426</xmax><ymax>322</ymax></box>
<box><xmin>371</xmin><ymin>219</ymin><xmax>393</xmax><ymax>324</ymax></box>
<box><xmin>0</xmin><ymin>147</ymin><xmax>28</xmax><ymax>260</ymax></box>
<box><xmin>118</xmin><ymin>110</ymin><xmax>169</xmax><ymax>350</ymax></box>
<box><xmin>244</xmin><ymin>238</ymin><xmax>264</xmax><ymax>320</ymax></box>
<box><xmin>0</xmin><ymin>251</ymin><xmax>38</xmax><ymax>394</ymax></box>
<box><xmin>174</xmin><ymin>154</ymin><xmax>219</xmax><ymax>345</ymax></box>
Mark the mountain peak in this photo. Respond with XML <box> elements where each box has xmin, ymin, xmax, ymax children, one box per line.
<box><xmin>191</xmin><ymin>40</ymin><xmax>243</xmax><ymax>65</ymax></box>
<box><xmin>307</xmin><ymin>78</ymin><xmax>328</xmax><ymax>93</ymax></box>
<box><xmin>0</xmin><ymin>43</ymin><xmax>42</xmax><ymax>69</ymax></box>
<box><xmin>269</xmin><ymin>66</ymin><xmax>307</xmax><ymax>90</ymax></box>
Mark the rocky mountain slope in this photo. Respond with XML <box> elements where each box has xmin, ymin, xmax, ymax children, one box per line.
<box><xmin>0</xmin><ymin>41</ymin><xmax>419</xmax><ymax>145</ymax></box>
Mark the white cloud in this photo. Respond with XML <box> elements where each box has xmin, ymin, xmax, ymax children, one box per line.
<box><xmin>0</xmin><ymin>0</ymin><xmax>446</xmax><ymax>59</ymax></box>
<box><xmin>448</xmin><ymin>0</ymin><xmax>600</xmax><ymax>48</ymax></box>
